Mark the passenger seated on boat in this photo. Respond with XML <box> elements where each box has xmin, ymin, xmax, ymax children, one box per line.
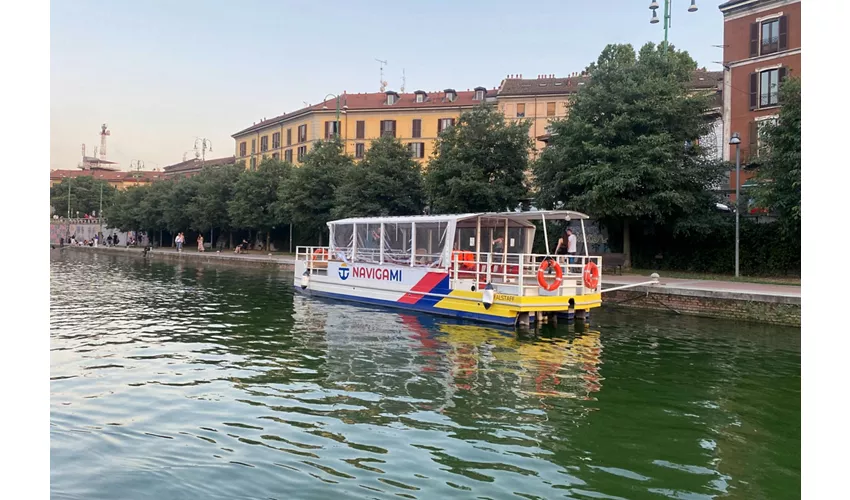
<box><xmin>415</xmin><ymin>248</ymin><xmax>432</xmax><ymax>265</ymax></box>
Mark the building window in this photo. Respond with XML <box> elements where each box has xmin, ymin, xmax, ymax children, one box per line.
<box><xmin>355</xmin><ymin>143</ymin><xmax>365</xmax><ymax>159</ymax></box>
<box><xmin>386</xmin><ymin>93</ymin><xmax>398</xmax><ymax>105</ymax></box>
<box><xmin>251</xmin><ymin>139</ymin><xmax>256</xmax><ymax>154</ymax></box>
<box><xmin>409</xmin><ymin>142</ymin><xmax>425</xmax><ymax>159</ymax></box>
<box><xmin>287</xmin><ymin>128</ymin><xmax>292</xmax><ymax>146</ymax></box>
<box><xmin>250</xmin><ymin>157</ymin><xmax>257</xmax><ymax>169</ymax></box>
<box><xmin>445</xmin><ymin>90</ymin><xmax>456</xmax><ymax>102</ymax></box>
<box><xmin>239</xmin><ymin>142</ymin><xmax>247</xmax><ymax>157</ymax></box>
<box><xmin>546</xmin><ymin>102</ymin><xmax>556</xmax><ymax>117</ymax></box>
<box><xmin>272</xmin><ymin>132</ymin><xmax>280</xmax><ymax>149</ymax></box>
<box><xmin>760</xmin><ymin>69</ymin><xmax>781</xmax><ymax>107</ymax></box>
<box><xmin>474</xmin><ymin>89</ymin><xmax>484</xmax><ymax>100</ymax></box>
<box><xmin>284</xmin><ymin>149</ymin><xmax>292</xmax><ymax>163</ymax></box>
<box><xmin>272</xmin><ymin>152</ymin><xmax>279</xmax><ymax>160</ymax></box>
<box><xmin>380</xmin><ymin>120</ymin><xmax>396</xmax><ymax>138</ymax></box>
<box><xmin>324</xmin><ymin>120</ymin><xmax>340</xmax><ymax>139</ymax></box>
<box><xmin>437</xmin><ymin>118</ymin><xmax>455</xmax><ymax>134</ymax></box>
<box><xmin>297</xmin><ymin>145</ymin><xmax>307</xmax><ymax>162</ymax></box>
<box><xmin>298</xmin><ymin>124</ymin><xmax>307</xmax><ymax>142</ymax></box>
<box><xmin>260</xmin><ymin>135</ymin><xmax>269</xmax><ymax>152</ymax></box>
<box><xmin>761</xmin><ymin>19</ymin><xmax>780</xmax><ymax>55</ymax></box>
<box><xmin>415</xmin><ymin>93</ymin><xmax>425</xmax><ymax>103</ymax></box>
<box><xmin>412</xmin><ymin>119</ymin><xmax>421</xmax><ymax>138</ymax></box>
<box><xmin>516</xmin><ymin>103</ymin><xmax>525</xmax><ymax>118</ymax></box>
<box><xmin>356</xmin><ymin>121</ymin><xmax>365</xmax><ymax>139</ymax></box>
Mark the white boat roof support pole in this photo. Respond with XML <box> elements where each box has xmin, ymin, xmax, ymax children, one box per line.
<box><xmin>541</xmin><ymin>212</ymin><xmax>550</xmax><ymax>256</ymax></box>
<box><xmin>380</xmin><ymin>223</ymin><xmax>385</xmax><ymax>265</ymax></box>
<box><xmin>410</xmin><ymin>222</ymin><xmax>416</xmax><ymax>267</ymax></box>
<box><xmin>580</xmin><ymin>218</ymin><xmax>588</xmax><ymax>256</ymax></box>
<box><xmin>352</xmin><ymin>223</ymin><xmax>357</xmax><ymax>263</ymax></box>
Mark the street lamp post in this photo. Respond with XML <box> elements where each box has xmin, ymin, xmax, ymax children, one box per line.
<box><xmin>322</xmin><ymin>94</ymin><xmax>348</xmax><ymax>139</ymax></box>
<box><xmin>649</xmin><ymin>0</ymin><xmax>699</xmax><ymax>54</ymax></box>
<box><xmin>729</xmin><ymin>132</ymin><xmax>742</xmax><ymax>277</ymax></box>
<box><xmin>195</xmin><ymin>138</ymin><xmax>213</xmax><ymax>167</ymax></box>
<box><xmin>67</xmin><ymin>178</ymin><xmax>72</xmax><ymax>218</ymax></box>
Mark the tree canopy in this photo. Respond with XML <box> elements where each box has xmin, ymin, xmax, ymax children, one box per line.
<box><xmin>228</xmin><ymin>158</ymin><xmax>291</xmax><ymax>248</ymax></box>
<box><xmin>332</xmin><ymin>136</ymin><xmax>424</xmax><ymax>219</ymax></box>
<box><xmin>752</xmin><ymin>76</ymin><xmax>801</xmax><ymax>234</ymax></box>
<box><xmin>532</xmin><ymin>42</ymin><xmax>726</xmax><ymax>266</ymax></box>
<box><xmin>50</xmin><ymin>176</ymin><xmax>117</xmax><ymax>218</ymax></box>
<box><xmin>280</xmin><ymin>139</ymin><xmax>352</xmax><ymax>243</ymax></box>
<box><xmin>425</xmin><ymin>104</ymin><xmax>531</xmax><ymax>214</ymax></box>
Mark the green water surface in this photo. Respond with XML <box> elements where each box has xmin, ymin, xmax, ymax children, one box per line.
<box><xmin>50</xmin><ymin>251</ymin><xmax>800</xmax><ymax>499</ymax></box>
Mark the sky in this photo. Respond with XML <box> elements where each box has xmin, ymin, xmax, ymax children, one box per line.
<box><xmin>50</xmin><ymin>0</ymin><xmax>727</xmax><ymax>172</ymax></box>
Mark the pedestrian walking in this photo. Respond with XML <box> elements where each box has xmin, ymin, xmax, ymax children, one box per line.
<box><xmin>176</xmin><ymin>232</ymin><xmax>184</xmax><ymax>253</ymax></box>
<box><xmin>197</xmin><ymin>234</ymin><xmax>205</xmax><ymax>252</ymax></box>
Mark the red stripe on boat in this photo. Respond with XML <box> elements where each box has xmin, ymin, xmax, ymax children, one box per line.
<box><xmin>398</xmin><ymin>272</ymin><xmax>446</xmax><ymax>304</ymax></box>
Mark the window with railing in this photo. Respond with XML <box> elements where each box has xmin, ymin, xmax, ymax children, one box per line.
<box><xmin>760</xmin><ymin>19</ymin><xmax>780</xmax><ymax>55</ymax></box>
<box><xmin>760</xmin><ymin>69</ymin><xmax>781</xmax><ymax>107</ymax></box>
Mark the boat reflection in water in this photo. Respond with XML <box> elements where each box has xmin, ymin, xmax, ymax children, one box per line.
<box><xmin>292</xmin><ymin>294</ymin><xmax>603</xmax><ymax>416</ymax></box>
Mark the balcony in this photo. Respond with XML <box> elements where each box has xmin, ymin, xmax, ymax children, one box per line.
<box><xmin>760</xmin><ymin>36</ymin><xmax>780</xmax><ymax>56</ymax></box>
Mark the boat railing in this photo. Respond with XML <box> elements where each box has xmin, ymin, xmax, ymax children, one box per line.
<box><xmin>296</xmin><ymin>246</ymin><xmax>602</xmax><ymax>296</ymax></box>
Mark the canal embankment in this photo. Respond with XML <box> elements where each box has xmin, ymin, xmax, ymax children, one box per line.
<box><xmin>59</xmin><ymin>245</ymin><xmax>801</xmax><ymax>326</ymax></box>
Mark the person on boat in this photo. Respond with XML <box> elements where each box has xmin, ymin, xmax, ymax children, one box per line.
<box><xmin>491</xmin><ymin>236</ymin><xmax>505</xmax><ymax>274</ymax></box>
<box><xmin>553</xmin><ymin>228</ymin><xmax>577</xmax><ymax>267</ymax></box>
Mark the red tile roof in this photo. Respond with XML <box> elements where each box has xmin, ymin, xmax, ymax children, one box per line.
<box><xmin>50</xmin><ymin>169</ymin><xmax>165</xmax><ymax>183</ymax></box>
<box><xmin>163</xmin><ymin>156</ymin><xmax>236</xmax><ymax>176</ymax></box>
<box><xmin>233</xmin><ymin>88</ymin><xmax>498</xmax><ymax>137</ymax></box>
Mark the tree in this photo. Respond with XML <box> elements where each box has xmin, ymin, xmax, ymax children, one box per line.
<box><xmin>332</xmin><ymin>136</ymin><xmax>424</xmax><ymax>219</ymax></box>
<box><xmin>228</xmin><ymin>158</ymin><xmax>291</xmax><ymax>250</ymax></box>
<box><xmin>108</xmin><ymin>185</ymin><xmax>147</xmax><ymax>232</ymax></box>
<box><xmin>280</xmin><ymin>139</ymin><xmax>352</xmax><ymax>244</ymax></box>
<box><xmin>50</xmin><ymin>176</ymin><xmax>117</xmax><ymax>218</ymax></box>
<box><xmin>752</xmin><ymin>76</ymin><xmax>801</xmax><ymax>234</ymax></box>
<box><xmin>425</xmin><ymin>104</ymin><xmax>531</xmax><ymax>214</ymax></box>
<box><xmin>162</xmin><ymin>176</ymin><xmax>199</xmax><ymax>233</ymax></box>
<box><xmin>532</xmin><ymin>42</ymin><xmax>726</xmax><ymax>268</ymax></box>
<box><xmin>187</xmin><ymin>163</ymin><xmax>242</xmax><ymax>246</ymax></box>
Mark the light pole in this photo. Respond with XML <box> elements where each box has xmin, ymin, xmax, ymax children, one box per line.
<box><xmin>67</xmin><ymin>177</ymin><xmax>72</xmax><ymax>218</ymax></box>
<box><xmin>649</xmin><ymin>0</ymin><xmax>699</xmax><ymax>54</ymax></box>
<box><xmin>322</xmin><ymin>94</ymin><xmax>348</xmax><ymax>138</ymax></box>
<box><xmin>729</xmin><ymin>132</ymin><xmax>741</xmax><ymax>277</ymax></box>
<box><xmin>195</xmin><ymin>138</ymin><xmax>213</xmax><ymax>167</ymax></box>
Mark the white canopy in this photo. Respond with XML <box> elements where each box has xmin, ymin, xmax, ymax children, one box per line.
<box><xmin>326</xmin><ymin>210</ymin><xmax>589</xmax><ymax>228</ymax></box>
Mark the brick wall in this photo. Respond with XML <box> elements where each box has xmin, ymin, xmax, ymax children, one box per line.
<box><xmin>603</xmin><ymin>289</ymin><xmax>800</xmax><ymax>327</ymax></box>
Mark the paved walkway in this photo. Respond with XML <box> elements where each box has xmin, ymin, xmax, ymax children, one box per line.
<box><xmin>604</xmin><ymin>274</ymin><xmax>800</xmax><ymax>298</ymax></box>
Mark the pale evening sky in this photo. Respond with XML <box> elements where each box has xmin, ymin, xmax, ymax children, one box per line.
<box><xmin>50</xmin><ymin>0</ymin><xmax>727</xmax><ymax>172</ymax></box>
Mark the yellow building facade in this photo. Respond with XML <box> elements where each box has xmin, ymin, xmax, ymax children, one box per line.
<box><xmin>232</xmin><ymin>87</ymin><xmax>496</xmax><ymax>168</ymax></box>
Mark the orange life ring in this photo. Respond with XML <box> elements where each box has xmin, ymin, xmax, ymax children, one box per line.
<box><xmin>537</xmin><ymin>259</ymin><xmax>563</xmax><ymax>291</ymax></box>
<box><xmin>312</xmin><ymin>248</ymin><xmax>328</xmax><ymax>261</ymax></box>
<box><xmin>583</xmin><ymin>261</ymin><xmax>600</xmax><ymax>289</ymax></box>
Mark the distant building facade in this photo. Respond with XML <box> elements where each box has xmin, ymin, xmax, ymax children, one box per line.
<box><xmin>719</xmin><ymin>0</ymin><xmax>801</xmax><ymax>196</ymax></box>
<box><xmin>163</xmin><ymin>156</ymin><xmax>237</xmax><ymax>178</ymax></box>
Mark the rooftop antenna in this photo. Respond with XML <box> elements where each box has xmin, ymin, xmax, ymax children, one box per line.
<box><xmin>99</xmin><ymin>124</ymin><xmax>110</xmax><ymax>160</ymax></box>
<box><xmin>400</xmin><ymin>68</ymin><xmax>406</xmax><ymax>93</ymax></box>
<box><xmin>376</xmin><ymin>58</ymin><xmax>388</xmax><ymax>92</ymax></box>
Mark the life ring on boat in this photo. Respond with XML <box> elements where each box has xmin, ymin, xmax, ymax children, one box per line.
<box><xmin>312</xmin><ymin>248</ymin><xmax>328</xmax><ymax>261</ymax></box>
<box><xmin>452</xmin><ymin>250</ymin><xmax>476</xmax><ymax>270</ymax></box>
<box><xmin>537</xmin><ymin>258</ymin><xmax>563</xmax><ymax>291</ymax></box>
<box><xmin>583</xmin><ymin>261</ymin><xmax>600</xmax><ymax>289</ymax></box>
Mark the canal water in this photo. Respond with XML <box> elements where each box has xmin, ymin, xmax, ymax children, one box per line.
<box><xmin>50</xmin><ymin>251</ymin><xmax>800</xmax><ymax>500</ymax></box>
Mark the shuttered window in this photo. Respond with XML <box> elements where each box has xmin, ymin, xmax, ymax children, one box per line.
<box><xmin>380</xmin><ymin>120</ymin><xmax>396</xmax><ymax>137</ymax></box>
<box><xmin>298</xmin><ymin>125</ymin><xmax>307</xmax><ymax>142</ymax></box>
<box><xmin>409</xmin><ymin>142</ymin><xmax>424</xmax><ymax>159</ymax></box>
<box><xmin>284</xmin><ymin>149</ymin><xmax>292</xmax><ymax>163</ymax></box>
<box><xmin>752</xmin><ymin>16</ymin><xmax>788</xmax><ymax>57</ymax></box>
<box><xmin>286</xmin><ymin>129</ymin><xmax>292</xmax><ymax>146</ymax></box>
<box><xmin>324</xmin><ymin>121</ymin><xmax>340</xmax><ymax>139</ymax></box>
<box><xmin>516</xmin><ymin>103</ymin><xmax>525</xmax><ymax>117</ymax></box>
<box><xmin>412</xmin><ymin>119</ymin><xmax>421</xmax><ymax>138</ymax></box>
<box><xmin>546</xmin><ymin>102</ymin><xmax>556</xmax><ymax>116</ymax></box>
<box><xmin>355</xmin><ymin>143</ymin><xmax>365</xmax><ymax>159</ymax></box>
<box><xmin>356</xmin><ymin>121</ymin><xmax>365</xmax><ymax>139</ymax></box>
<box><xmin>260</xmin><ymin>136</ymin><xmax>268</xmax><ymax>152</ymax></box>
<box><xmin>272</xmin><ymin>132</ymin><xmax>280</xmax><ymax>149</ymax></box>
<box><xmin>437</xmin><ymin>118</ymin><xmax>455</xmax><ymax>134</ymax></box>
<box><xmin>239</xmin><ymin>142</ymin><xmax>246</xmax><ymax>157</ymax></box>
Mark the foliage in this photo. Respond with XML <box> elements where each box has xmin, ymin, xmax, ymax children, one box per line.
<box><xmin>227</xmin><ymin>159</ymin><xmax>290</xmax><ymax>244</ymax></box>
<box><xmin>532</xmin><ymin>42</ymin><xmax>727</xmax><ymax>266</ymax></box>
<box><xmin>752</xmin><ymin>76</ymin><xmax>801</xmax><ymax>234</ymax></box>
<box><xmin>162</xmin><ymin>176</ymin><xmax>199</xmax><ymax>233</ymax></box>
<box><xmin>425</xmin><ymin>104</ymin><xmax>531</xmax><ymax>213</ymax></box>
<box><xmin>332</xmin><ymin>136</ymin><xmax>424</xmax><ymax>218</ymax></box>
<box><xmin>50</xmin><ymin>176</ymin><xmax>117</xmax><ymax>218</ymax></box>
<box><xmin>186</xmin><ymin>164</ymin><xmax>242</xmax><ymax>234</ymax></box>
<box><xmin>107</xmin><ymin>186</ymin><xmax>148</xmax><ymax>231</ymax></box>
<box><xmin>280</xmin><ymin>139</ymin><xmax>352</xmax><ymax>242</ymax></box>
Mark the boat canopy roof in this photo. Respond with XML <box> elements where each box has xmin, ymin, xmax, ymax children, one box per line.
<box><xmin>327</xmin><ymin>210</ymin><xmax>589</xmax><ymax>228</ymax></box>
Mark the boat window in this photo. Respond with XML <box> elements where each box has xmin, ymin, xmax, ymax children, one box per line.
<box><xmin>414</xmin><ymin>221</ymin><xmax>449</xmax><ymax>267</ymax></box>
<box><xmin>355</xmin><ymin>223</ymin><xmax>382</xmax><ymax>263</ymax></box>
<box><xmin>383</xmin><ymin>222</ymin><xmax>412</xmax><ymax>266</ymax></box>
<box><xmin>331</xmin><ymin>224</ymin><xmax>354</xmax><ymax>261</ymax></box>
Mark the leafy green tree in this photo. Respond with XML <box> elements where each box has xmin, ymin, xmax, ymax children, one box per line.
<box><xmin>280</xmin><ymin>139</ymin><xmax>352</xmax><ymax>244</ymax></box>
<box><xmin>50</xmin><ymin>176</ymin><xmax>117</xmax><ymax>218</ymax></box>
<box><xmin>138</xmin><ymin>180</ymin><xmax>174</xmax><ymax>243</ymax></box>
<box><xmin>532</xmin><ymin>42</ymin><xmax>726</xmax><ymax>267</ymax></box>
<box><xmin>187</xmin><ymin>163</ymin><xmax>242</xmax><ymax>246</ymax></box>
<box><xmin>162</xmin><ymin>176</ymin><xmax>199</xmax><ymax>234</ymax></box>
<box><xmin>228</xmin><ymin>158</ymin><xmax>291</xmax><ymax>250</ymax></box>
<box><xmin>332</xmin><ymin>136</ymin><xmax>424</xmax><ymax>218</ymax></box>
<box><xmin>425</xmin><ymin>104</ymin><xmax>531</xmax><ymax>213</ymax></box>
<box><xmin>107</xmin><ymin>185</ymin><xmax>148</xmax><ymax>232</ymax></box>
<box><xmin>752</xmin><ymin>76</ymin><xmax>801</xmax><ymax>234</ymax></box>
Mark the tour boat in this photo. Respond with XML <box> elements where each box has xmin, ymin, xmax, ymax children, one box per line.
<box><xmin>294</xmin><ymin>210</ymin><xmax>606</xmax><ymax>327</ymax></box>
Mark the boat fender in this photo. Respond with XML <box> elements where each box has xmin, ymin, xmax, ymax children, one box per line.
<box><xmin>300</xmin><ymin>270</ymin><xmax>310</xmax><ymax>289</ymax></box>
<box><xmin>482</xmin><ymin>283</ymin><xmax>495</xmax><ymax>310</ymax></box>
